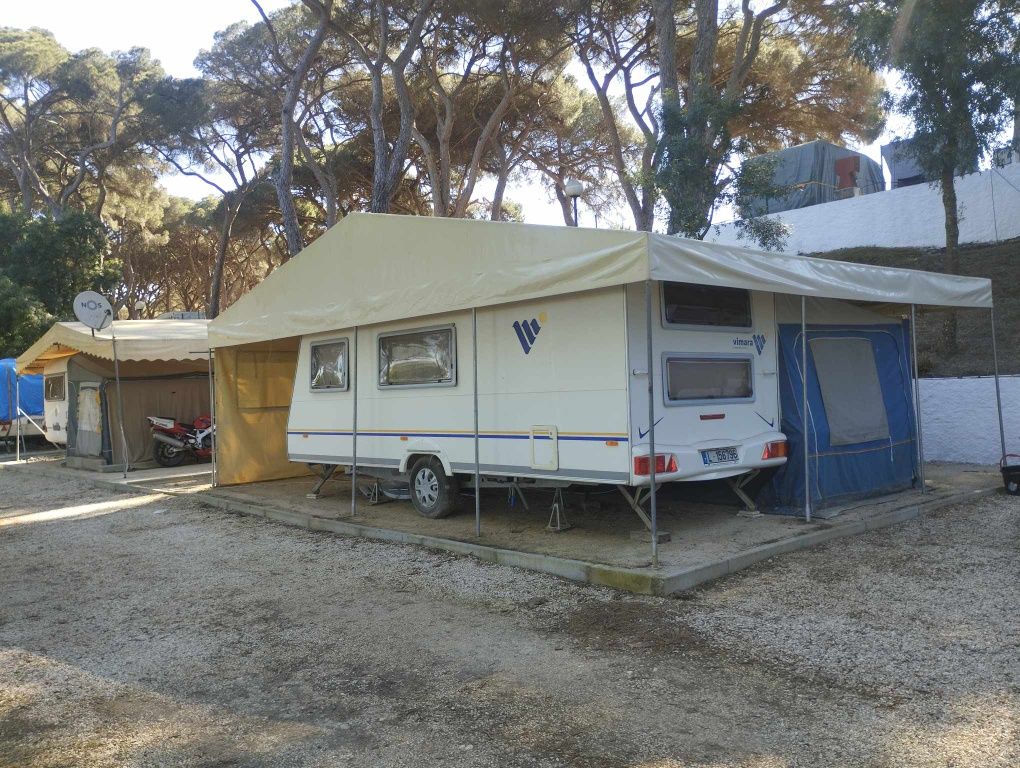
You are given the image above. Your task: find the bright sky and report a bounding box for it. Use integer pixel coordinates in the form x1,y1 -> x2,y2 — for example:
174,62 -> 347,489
6,0 -> 911,230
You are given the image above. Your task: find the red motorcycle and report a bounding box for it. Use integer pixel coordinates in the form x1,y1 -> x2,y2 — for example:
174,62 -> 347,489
147,415 -> 214,467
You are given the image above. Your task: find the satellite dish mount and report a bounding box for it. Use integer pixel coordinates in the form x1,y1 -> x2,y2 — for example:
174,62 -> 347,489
72,291 -> 129,478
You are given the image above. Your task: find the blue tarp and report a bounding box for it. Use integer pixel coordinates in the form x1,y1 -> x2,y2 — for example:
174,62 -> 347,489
758,324 -> 918,513
0,358 -> 44,422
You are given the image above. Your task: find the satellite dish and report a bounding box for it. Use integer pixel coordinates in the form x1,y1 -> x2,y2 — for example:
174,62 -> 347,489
73,291 -> 114,331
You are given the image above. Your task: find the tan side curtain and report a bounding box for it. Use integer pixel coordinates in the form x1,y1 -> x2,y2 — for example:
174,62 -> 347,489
106,377 -> 210,466
214,341 -> 307,486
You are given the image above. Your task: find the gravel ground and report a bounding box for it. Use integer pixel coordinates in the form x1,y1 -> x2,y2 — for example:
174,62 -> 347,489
0,470 -> 1016,767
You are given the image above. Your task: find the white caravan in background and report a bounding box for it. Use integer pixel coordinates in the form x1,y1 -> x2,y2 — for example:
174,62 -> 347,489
42,358 -> 69,445
286,280 -> 788,518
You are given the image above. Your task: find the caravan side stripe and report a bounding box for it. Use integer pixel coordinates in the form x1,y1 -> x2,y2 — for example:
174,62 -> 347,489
288,428 -> 629,443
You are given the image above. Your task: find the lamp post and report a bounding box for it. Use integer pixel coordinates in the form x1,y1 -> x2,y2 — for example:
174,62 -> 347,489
564,179 -> 583,227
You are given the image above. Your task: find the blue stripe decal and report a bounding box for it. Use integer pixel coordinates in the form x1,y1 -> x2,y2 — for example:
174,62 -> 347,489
287,430 -> 628,443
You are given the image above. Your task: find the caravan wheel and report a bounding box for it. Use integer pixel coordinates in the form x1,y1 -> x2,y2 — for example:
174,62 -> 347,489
409,456 -> 458,518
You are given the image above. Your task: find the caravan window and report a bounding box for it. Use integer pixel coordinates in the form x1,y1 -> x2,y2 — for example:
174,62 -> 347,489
664,355 -> 753,403
310,339 -> 348,391
662,282 -> 752,328
378,326 -> 456,387
44,374 -> 65,401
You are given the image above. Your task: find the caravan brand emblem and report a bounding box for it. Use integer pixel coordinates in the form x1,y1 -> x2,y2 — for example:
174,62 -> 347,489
733,333 -> 767,355
513,314 -> 545,354
514,312 -> 546,352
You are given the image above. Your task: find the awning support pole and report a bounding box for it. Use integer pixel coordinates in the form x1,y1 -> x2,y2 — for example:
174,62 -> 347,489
207,350 -> 217,487
473,307 -> 481,538
801,296 -> 811,522
909,305 -> 926,494
351,326 -> 358,517
15,373 -> 20,462
110,320 -> 130,480
991,306 -> 1007,461
645,280 -> 658,568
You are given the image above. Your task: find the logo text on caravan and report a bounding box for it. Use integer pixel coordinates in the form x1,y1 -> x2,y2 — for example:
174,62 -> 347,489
733,334 -> 767,355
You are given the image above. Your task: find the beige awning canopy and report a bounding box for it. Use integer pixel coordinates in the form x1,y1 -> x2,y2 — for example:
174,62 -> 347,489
208,213 -> 993,348
17,319 -> 210,374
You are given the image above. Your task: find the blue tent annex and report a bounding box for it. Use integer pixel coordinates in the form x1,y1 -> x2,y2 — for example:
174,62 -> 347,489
758,320 -> 919,513
0,358 -> 43,424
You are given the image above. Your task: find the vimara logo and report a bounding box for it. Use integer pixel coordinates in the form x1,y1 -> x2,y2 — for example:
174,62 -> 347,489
510,318 -> 542,352
733,333 -> 767,355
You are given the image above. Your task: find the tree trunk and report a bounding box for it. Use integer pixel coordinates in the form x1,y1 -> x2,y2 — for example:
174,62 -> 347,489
276,4 -> 331,255
207,201 -> 240,319
490,146 -> 509,221
937,165 -> 960,354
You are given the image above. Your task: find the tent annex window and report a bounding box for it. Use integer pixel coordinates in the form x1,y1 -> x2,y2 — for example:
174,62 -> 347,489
310,338 -> 348,391
378,325 -> 456,388
662,282 -> 752,329
44,373 -> 65,402
663,354 -> 754,405
809,337 -> 890,445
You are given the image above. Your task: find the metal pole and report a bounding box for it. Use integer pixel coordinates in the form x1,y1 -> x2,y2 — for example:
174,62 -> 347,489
351,326 -> 358,517
473,308 -> 481,538
15,372 -> 20,462
207,350 -> 217,487
991,306 -> 1007,461
109,318 -> 130,479
801,296 -> 811,522
645,280 -> 658,567
573,197 -> 579,227
909,305 -> 926,494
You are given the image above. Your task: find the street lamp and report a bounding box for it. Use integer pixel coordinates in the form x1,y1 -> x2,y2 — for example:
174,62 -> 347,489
563,179 -> 583,227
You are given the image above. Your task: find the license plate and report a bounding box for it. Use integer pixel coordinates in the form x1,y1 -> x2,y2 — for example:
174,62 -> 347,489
702,447 -> 739,465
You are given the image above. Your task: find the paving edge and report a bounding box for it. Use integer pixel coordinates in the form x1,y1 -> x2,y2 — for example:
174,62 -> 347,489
0,461 -> 999,597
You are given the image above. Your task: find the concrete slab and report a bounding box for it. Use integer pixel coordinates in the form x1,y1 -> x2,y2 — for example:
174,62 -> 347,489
0,459 -> 998,595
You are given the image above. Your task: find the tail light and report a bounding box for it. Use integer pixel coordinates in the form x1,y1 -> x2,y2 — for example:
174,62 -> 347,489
761,440 -> 788,460
634,453 -> 678,475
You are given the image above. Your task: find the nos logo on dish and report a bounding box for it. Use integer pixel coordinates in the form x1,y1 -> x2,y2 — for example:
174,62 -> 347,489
733,333 -> 767,355
513,312 -> 548,354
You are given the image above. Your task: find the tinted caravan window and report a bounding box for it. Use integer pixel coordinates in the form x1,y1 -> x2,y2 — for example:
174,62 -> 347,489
310,339 -> 347,391
665,356 -> 753,402
662,282 -> 752,328
378,326 -> 456,387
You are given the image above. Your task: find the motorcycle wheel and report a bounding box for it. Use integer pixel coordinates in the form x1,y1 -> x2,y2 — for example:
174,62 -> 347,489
154,440 -> 186,467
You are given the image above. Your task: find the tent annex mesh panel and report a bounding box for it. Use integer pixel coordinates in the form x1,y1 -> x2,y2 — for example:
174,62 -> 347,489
809,338 -> 890,446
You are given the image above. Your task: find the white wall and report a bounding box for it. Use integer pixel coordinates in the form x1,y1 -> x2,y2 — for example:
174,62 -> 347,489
709,162 -> 1020,253
919,375 -> 1018,465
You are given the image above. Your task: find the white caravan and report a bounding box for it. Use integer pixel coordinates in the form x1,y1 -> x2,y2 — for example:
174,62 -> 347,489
42,358 -> 69,445
287,280 -> 787,517
207,214 -> 991,522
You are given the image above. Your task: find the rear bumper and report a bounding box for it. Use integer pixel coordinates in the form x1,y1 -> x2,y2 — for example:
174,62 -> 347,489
630,431 -> 787,485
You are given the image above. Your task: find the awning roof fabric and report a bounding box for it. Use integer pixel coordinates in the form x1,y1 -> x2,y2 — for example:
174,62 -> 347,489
17,319 -> 210,374
209,213 -> 993,348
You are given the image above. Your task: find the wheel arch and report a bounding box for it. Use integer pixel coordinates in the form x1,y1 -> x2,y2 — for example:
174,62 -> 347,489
400,450 -> 453,477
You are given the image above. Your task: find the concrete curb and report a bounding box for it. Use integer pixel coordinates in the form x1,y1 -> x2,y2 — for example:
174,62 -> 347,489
0,460 -> 998,597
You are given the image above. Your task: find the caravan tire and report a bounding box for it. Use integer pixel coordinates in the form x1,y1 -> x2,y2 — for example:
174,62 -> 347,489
409,456 -> 458,518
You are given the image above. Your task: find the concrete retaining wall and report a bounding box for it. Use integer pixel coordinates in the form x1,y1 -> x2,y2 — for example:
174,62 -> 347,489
709,162 -> 1020,253
920,375 -> 1019,465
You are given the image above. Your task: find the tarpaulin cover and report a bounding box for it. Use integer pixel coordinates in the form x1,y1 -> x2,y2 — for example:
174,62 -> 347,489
758,323 -> 918,512
0,358 -> 43,421
209,214 -> 992,349
745,140 -> 886,213
17,320 -> 210,374
214,340 -> 308,486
